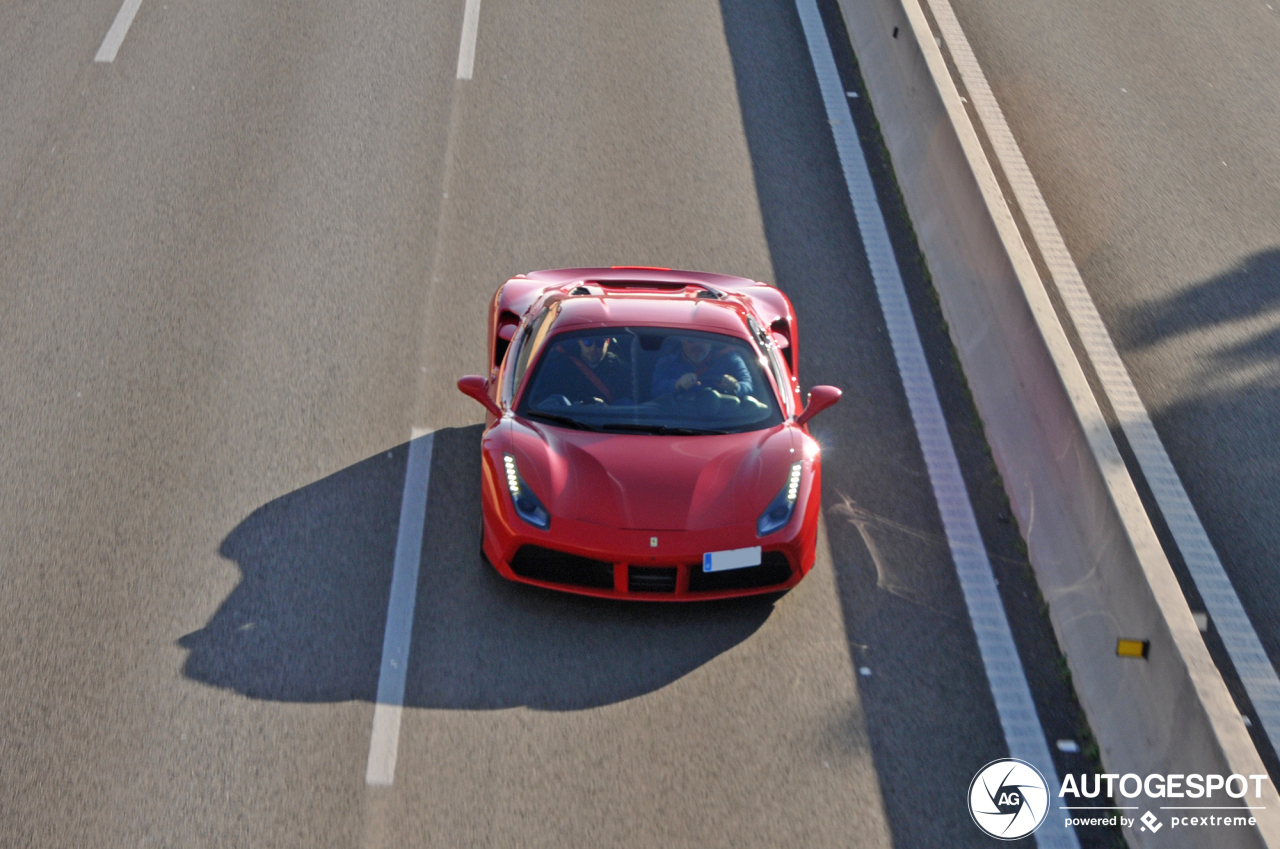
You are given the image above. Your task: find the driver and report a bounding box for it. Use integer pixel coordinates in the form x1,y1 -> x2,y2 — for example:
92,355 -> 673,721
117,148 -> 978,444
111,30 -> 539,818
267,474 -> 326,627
651,336 -> 752,411
536,335 -> 631,407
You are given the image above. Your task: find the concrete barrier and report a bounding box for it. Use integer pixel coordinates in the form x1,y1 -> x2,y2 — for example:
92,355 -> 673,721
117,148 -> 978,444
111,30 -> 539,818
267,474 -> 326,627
830,0 -> 1280,844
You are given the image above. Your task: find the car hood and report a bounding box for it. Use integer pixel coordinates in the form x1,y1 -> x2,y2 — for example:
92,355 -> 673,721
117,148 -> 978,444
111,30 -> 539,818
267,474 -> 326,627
509,421 -> 797,531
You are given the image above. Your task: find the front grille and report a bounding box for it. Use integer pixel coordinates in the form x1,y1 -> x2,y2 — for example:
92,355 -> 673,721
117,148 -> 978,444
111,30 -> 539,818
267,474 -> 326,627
628,566 -> 677,594
688,551 -> 793,592
509,545 -> 615,589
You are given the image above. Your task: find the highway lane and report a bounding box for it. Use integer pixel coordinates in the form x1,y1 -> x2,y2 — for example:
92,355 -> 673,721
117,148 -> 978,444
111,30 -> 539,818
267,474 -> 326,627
1,0 -> 1100,845
943,0 -> 1280,766
0,0 -> 456,843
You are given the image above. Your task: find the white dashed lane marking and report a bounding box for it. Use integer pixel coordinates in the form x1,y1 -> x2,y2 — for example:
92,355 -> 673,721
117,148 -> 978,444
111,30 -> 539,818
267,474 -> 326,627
456,0 -> 482,80
366,430 -> 434,787
95,0 -> 144,63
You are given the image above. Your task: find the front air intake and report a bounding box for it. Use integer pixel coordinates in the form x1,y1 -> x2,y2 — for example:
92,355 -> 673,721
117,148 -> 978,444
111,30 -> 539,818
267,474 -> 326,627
510,546 -> 615,589
628,566 -> 677,594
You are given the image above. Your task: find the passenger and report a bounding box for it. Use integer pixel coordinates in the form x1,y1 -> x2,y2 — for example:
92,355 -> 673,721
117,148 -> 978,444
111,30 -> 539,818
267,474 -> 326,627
535,335 -> 631,407
650,337 -> 753,413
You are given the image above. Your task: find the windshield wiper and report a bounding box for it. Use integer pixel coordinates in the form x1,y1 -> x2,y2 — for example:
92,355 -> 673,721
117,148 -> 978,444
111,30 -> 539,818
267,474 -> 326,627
524,411 -> 602,431
599,423 -> 730,436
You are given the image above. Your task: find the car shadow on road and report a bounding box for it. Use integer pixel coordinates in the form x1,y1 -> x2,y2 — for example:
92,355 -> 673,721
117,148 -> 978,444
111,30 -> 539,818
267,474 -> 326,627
179,425 -> 773,710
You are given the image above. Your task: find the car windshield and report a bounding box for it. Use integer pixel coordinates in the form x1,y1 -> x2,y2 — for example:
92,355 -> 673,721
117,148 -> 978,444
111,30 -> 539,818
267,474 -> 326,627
515,327 -> 785,434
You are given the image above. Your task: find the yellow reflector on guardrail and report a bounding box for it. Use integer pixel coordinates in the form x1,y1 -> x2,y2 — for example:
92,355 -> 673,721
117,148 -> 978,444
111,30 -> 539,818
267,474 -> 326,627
1116,639 -> 1149,659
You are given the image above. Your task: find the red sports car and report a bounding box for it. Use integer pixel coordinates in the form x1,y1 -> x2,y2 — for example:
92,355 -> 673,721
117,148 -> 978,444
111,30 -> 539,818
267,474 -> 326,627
456,267 -> 840,600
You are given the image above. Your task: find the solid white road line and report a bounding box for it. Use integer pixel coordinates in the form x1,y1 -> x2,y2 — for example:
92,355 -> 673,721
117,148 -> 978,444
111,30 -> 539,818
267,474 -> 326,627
94,0 -> 144,63
923,0 -> 1280,752
366,431 -> 434,787
456,0 -> 482,80
793,3 -> 1080,847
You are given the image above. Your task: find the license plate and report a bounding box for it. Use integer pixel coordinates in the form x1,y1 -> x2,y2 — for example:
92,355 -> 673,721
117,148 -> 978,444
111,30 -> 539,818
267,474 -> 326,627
702,546 -> 762,573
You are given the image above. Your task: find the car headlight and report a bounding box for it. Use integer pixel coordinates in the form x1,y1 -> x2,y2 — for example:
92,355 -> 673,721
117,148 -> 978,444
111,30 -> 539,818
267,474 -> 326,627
503,452 -> 550,530
757,462 -> 802,536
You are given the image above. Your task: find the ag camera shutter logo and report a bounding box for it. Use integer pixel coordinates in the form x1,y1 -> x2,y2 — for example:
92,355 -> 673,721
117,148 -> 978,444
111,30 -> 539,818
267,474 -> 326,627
968,759 -> 1050,840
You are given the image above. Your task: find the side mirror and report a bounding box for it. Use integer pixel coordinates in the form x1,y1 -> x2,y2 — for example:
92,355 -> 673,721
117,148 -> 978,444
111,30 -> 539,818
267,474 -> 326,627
795,385 -> 841,426
457,375 -> 502,418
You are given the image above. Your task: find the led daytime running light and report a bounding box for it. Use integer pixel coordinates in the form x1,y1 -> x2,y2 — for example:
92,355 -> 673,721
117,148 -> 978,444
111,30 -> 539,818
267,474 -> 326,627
758,462 -> 804,537
503,453 -> 521,495
501,452 -> 550,530
786,462 -> 802,502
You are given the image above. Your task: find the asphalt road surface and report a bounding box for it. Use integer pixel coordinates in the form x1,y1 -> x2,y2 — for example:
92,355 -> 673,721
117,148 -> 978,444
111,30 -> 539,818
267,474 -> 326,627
945,0 -> 1280,768
1,0 -> 1103,846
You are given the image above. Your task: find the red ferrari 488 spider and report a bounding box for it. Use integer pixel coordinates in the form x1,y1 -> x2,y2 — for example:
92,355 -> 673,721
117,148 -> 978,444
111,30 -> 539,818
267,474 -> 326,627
456,267 -> 840,600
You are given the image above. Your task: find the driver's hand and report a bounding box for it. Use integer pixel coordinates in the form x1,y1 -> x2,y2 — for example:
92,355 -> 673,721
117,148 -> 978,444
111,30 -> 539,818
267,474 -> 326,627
675,373 -> 699,391
717,375 -> 739,394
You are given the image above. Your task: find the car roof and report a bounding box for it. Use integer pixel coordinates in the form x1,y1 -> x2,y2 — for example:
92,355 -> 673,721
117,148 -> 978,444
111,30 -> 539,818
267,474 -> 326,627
523,266 -> 761,291
545,293 -> 756,339
495,268 -> 794,344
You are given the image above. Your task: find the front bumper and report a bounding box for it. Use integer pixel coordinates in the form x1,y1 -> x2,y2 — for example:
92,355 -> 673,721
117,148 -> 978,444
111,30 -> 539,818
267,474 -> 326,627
479,464 -> 820,601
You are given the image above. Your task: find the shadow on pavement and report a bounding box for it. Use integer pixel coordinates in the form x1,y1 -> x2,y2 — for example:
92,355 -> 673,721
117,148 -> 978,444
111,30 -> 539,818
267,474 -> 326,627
179,425 -> 773,710
1119,248 -> 1280,353
1115,247 -> 1280,768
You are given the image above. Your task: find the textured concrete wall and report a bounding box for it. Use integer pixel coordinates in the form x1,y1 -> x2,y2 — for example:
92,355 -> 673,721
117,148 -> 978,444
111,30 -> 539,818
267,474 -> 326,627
831,0 -> 1280,844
